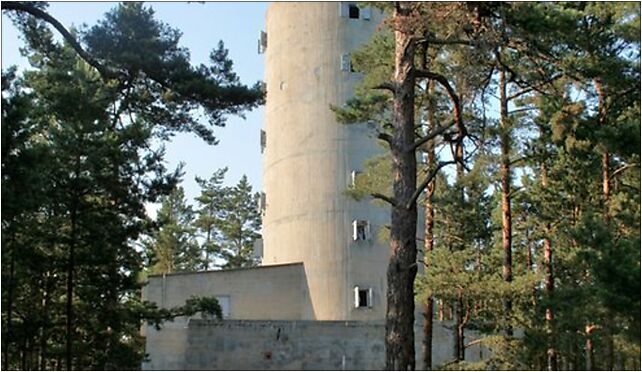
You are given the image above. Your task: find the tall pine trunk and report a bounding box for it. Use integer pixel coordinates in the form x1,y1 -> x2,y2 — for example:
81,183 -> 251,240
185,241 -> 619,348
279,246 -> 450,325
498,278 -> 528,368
385,4 -> 418,369
594,80 -> 610,221
594,78 -> 614,370
66,204 -> 77,371
66,154 -> 81,370
542,154 -> 557,371
499,67 -> 513,338
449,93 -> 467,362
422,80 -> 436,371
585,324 -> 595,370
451,135 -> 466,363
3,241 -> 16,370
204,224 -> 212,271
39,273 -> 52,370
450,294 -> 467,363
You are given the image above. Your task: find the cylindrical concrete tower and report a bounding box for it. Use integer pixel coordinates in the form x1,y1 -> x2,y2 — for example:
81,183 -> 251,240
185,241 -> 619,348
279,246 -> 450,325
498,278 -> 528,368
262,2 -> 389,321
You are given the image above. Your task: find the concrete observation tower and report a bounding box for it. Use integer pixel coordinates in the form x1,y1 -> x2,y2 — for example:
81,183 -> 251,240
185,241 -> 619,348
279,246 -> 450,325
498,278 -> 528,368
260,2 -> 389,321
142,5 -> 486,369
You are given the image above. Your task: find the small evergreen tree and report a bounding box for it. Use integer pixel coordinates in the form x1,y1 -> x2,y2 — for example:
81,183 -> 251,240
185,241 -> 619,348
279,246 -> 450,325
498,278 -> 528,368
145,186 -> 201,274
194,168 -> 228,270
218,175 -> 261,269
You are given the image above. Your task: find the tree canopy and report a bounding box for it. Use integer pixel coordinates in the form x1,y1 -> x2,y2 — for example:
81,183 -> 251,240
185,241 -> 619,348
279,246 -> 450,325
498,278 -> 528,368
334,2 -> 639,370
2,2 -> 262,369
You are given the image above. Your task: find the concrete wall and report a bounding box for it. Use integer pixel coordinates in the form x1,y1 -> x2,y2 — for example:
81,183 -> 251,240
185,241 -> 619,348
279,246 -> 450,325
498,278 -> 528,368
143,263 -> 313,320
147,319 -> 487,370
262,1 -> 391,321
142,264 -> 314,370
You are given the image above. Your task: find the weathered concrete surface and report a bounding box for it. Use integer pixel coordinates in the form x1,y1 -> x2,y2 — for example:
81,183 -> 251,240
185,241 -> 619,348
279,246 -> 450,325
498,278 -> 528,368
262,1 -> 390,322
143,263 -> 313,320
146,319 -> 487,370
142,264 -> 314,370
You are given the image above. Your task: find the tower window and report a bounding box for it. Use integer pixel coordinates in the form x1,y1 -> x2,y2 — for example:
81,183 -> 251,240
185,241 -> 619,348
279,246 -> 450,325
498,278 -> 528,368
352,220 -> 370,241
258,192 -> 266,214
260,129 -> 266,153
340,53 -> 351,72
348,4 -> 360,19
354,286 -> 373,308
258,31 -> 267,54
350,170 -> 362,188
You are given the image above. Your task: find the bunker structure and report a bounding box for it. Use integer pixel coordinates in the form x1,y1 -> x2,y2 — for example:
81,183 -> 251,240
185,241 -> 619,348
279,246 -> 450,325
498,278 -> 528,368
142,3 -> 486,369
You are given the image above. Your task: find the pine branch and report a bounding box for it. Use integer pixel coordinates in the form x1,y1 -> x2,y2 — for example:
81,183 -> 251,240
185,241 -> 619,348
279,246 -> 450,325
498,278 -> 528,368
414,36 -> 473,46
408,121 -> 454,152
2,2 -> 125,80
373,81 -> 398,92
371,193 -> 397,207
405,160 -> 456,210
377,132 -> 393,146
507,74 -> 563,101
414,69 -> 466,138
610,163 -> 640,180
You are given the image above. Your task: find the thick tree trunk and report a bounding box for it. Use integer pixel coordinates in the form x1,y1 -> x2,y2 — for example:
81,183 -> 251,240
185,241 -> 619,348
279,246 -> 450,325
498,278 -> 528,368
499,67 -> 513,338
385,5 -> 418,370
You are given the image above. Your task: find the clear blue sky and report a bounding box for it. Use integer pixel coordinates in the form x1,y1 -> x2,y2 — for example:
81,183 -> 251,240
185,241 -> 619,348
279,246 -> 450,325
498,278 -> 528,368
2,2 -> 270,214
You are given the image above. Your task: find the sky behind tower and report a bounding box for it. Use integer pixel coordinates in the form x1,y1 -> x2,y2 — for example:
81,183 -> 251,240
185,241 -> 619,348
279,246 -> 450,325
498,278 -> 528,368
1,2 -> 270,214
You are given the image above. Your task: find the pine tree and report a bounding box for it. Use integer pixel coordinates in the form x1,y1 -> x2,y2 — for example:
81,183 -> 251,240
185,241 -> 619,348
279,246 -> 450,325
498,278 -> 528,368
218,175 -> 261,269
194,168 -> 228,270
145,186 -> 201,274
3,2 -> 264,145
2,2 -> 262,368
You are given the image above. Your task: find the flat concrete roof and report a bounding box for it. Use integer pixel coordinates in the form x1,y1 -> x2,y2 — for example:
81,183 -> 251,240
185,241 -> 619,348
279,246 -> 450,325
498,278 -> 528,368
147,262 -> 304,278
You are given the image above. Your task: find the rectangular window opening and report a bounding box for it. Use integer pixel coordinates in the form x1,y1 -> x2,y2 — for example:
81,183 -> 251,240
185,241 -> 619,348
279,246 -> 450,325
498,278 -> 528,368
260,129 -> 266,154
258,192 -> 266,214
258,31 -> 267,54
358,289 -> 368,307
340,53 -> 351,72
349,4 -> 360,19
350,170 -> 362,188
352,220 -> 370,241
354,286 -> 373,308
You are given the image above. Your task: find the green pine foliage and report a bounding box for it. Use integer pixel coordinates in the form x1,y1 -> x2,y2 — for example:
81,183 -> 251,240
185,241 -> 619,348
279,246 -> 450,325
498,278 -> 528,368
217,175 -> 262,269
143,171 -> 263,272
144,186 -> 202,274
2,2 -> 263,369
336,2 -> 639,370
194,168 -> 229,270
